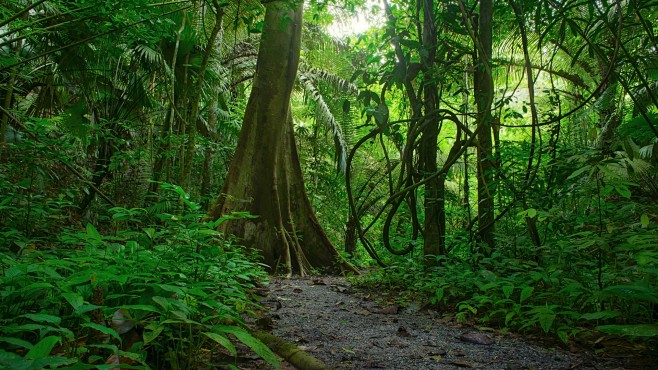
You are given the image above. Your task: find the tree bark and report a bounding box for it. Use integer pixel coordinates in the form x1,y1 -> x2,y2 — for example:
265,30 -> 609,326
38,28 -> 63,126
474,0 -> 496,253
419,0 -> 445,263
208,1 -> 352,275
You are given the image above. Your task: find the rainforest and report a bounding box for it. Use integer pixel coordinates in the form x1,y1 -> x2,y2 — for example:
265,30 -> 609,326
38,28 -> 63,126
1,0 -> 657,368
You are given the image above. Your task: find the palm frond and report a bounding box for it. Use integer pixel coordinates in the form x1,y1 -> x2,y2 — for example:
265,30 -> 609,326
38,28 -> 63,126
132,44 -> 169,75
299,73 -> 348,173
299,64 -> 359,95
639,139 -> 657,159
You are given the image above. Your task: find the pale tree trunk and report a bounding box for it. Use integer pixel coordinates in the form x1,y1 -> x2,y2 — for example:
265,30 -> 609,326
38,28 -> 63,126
419,0 -> 444,262
474,0 -> 496,253
181,2 -> 224,189
208,1 -> 353,276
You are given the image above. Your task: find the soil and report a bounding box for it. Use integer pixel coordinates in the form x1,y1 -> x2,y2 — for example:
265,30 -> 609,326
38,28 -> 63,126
239,276 -> 650,370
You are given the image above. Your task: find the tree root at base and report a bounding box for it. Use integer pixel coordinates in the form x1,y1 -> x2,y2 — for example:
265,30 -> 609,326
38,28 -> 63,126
253,330 -> 331,370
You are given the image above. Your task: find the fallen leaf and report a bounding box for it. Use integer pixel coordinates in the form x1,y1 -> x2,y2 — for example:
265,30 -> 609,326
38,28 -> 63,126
445,360 -> 473,368
458,332 -> 494,345
388,338 -> 409,347
370,305 -> 399,314
396,326 -> 411,337
450,349 -> 466,357
354,309 -> 371,316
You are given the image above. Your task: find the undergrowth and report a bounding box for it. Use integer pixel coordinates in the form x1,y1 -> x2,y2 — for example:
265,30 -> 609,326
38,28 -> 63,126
355,226 -> 658,352
0,179 -> 277,369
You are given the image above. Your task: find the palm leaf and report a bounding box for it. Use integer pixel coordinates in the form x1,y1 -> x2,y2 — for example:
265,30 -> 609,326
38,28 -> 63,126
299,73 -> 349,173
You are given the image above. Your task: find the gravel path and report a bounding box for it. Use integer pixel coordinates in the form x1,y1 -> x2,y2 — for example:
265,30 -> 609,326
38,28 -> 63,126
253,276 -> 635,370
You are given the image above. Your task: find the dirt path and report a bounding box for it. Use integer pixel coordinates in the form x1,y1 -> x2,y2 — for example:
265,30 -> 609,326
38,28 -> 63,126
249,276 -> 633,369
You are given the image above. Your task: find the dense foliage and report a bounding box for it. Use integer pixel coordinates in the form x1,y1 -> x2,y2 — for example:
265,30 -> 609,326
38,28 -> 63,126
1,0 -> 657,366
0,155 -> 274,368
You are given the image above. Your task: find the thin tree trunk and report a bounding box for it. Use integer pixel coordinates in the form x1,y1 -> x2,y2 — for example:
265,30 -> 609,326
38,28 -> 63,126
150,14 -> 186,193
419,0 -> 444,263
181,2 -> 224,189
0,6 -> 27,160
474,0 -> 496,254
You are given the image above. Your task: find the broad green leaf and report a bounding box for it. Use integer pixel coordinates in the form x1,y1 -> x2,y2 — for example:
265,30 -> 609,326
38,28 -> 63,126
614,185 -> 631,198
520,286 -> 534,303
30,356 -> 78,368
526,208 -> 537,218
162,318 -> 201,325
640,214 -> 650,227
86,223 -> 102,241
216,326 -> 278,369
126,240 -> 139,251
156,284 -> 185,296
0,336 -> 34,349
170,310 -> 189,320
480,282 -> 499,291
4,264 -> 27,278
75,304 -> 102,315
111,212 -> 129,221
114,349 -> 144,362
505,311 -> 516,325
20,313 -> 62,325
143,324 -> 164,344
204,332 -> 237,356
597,324 -> 658,337
435,288 -> 444,303
26,336 -> 60,359
598,285 -> 658,303
580,311 -> 620,321
557,330 -> 569,344
3,324 -> 47,333
539,313 -> 555,333
81,323 -> 121,343
152,296 -> 170,310
0,348 -> 22,364
143,227 -> 156,239
567,165 -> 591,180
118,304 -> 160,313
502,285 -> 514,299
18,282 -> 53,293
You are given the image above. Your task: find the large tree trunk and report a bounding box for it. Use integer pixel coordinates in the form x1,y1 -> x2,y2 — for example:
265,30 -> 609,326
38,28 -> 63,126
208,1 -> 351,275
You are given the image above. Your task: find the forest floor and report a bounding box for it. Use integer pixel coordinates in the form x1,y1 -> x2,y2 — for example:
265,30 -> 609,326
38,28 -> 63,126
236,276 -> 650,370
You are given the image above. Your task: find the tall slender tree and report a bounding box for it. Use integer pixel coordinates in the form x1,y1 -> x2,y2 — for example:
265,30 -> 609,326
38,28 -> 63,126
473,0 -> 495,253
